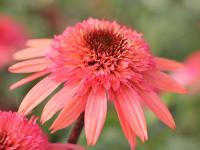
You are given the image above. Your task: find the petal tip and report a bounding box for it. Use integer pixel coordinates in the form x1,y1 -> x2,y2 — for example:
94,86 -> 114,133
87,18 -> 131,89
8,66 -> 14,72
170,123 -> 176,130
9,85 -> 15,91
50,128 -> 57,134
40,118 -> 46,125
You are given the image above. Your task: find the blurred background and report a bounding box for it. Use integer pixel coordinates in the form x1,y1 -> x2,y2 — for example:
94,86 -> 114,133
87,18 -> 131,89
0,0 -> 200,149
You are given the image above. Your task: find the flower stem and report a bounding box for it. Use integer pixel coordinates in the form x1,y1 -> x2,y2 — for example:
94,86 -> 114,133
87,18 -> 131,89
67,113 -> 84,144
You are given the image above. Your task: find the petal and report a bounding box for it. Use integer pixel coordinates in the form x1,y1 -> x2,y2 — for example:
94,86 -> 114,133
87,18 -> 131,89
117,86 -> 148,141
85,86 -> 107,145
49,143 -> 85,150
114,99 -> 136,150
26,39 -> 52,47
50,95 -> 88,132
9,70 -> 50,90
18,76 -> 60,115
146,71 -> 187,94
155,57 -> 184,71
171,69 -> 192,86
41,84 -> 79,123
14,46 -> 51,60
139,90 -> 176,129
9,58 -> 51,73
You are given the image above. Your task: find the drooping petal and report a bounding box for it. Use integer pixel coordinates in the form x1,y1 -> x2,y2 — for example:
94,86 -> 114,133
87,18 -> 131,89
14,46 -> 51,60
9,58 -> 51,73
139,90 -> 176,129
146,71 -> 187,94
50,95 -> 88,132
41,84 -> 79,123
155,57 -> 184,71
85,86 -> 107,145
10,70 -> 50,90
49,143 -> 85,150
117,86 -> 148,141
26,39 -> 52,47
18,76 -> 60,115
114,98 -> 136,150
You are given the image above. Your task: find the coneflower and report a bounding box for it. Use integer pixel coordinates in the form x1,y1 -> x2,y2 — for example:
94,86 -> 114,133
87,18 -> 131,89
0,15 -> 26,69
9,18 -> 186,149
173,51 -> 200,93
0,111 -> 84,150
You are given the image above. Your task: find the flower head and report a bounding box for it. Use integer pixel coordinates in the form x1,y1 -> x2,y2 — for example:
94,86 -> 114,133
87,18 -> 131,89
0,15 -> 26,68
0,111 -> 84,150
9,18 -> 186,149
172,51 -> 200,93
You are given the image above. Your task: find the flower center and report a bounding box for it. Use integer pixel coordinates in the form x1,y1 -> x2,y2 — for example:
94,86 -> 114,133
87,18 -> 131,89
83,29 -> 129,71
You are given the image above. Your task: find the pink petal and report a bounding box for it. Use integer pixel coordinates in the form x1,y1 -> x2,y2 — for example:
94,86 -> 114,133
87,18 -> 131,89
18,76 -> 60,115
171,69 -> 192,86
9,58 -> 51,73
139,90 -> 176,129
49,143 -> 85,150
146,71 -> 187,94
117,86 -> 148,141
114,99 -> 136,150
41,84 -> 79,123
14,46 -> 51,60
49,143 -> 84,150
9,70 -> 50,90
85,86 -> 107,145
155,57 -> 184,71
26,39 -> 52,47
50,95 -> 87,132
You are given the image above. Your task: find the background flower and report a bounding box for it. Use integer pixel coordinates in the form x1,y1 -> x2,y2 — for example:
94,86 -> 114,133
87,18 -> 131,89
172,51 -> 200,93
0,15 -> 27,69
0,111 -> 84,150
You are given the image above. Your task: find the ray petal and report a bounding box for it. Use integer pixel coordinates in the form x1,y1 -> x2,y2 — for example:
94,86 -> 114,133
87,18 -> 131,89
26,39 -> 52,47
147,71 -> 187,94
10,70 -> 50,90
114,98 -> 136,150
117,86 -> 148,141
155,57 -> 184,71
14,46 -> 51,60
9,58 -> 51,73
139,90 -> 176,129
85,86 -> 107,145
50,95 -> 87,132
18,76 -> 60,115
41,84 -> 79,123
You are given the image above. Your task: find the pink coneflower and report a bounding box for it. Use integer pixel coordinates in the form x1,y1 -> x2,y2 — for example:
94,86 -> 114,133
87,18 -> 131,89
9,18 -> 186,149
173,51 -> 200,93
0,15 -> 26,69
0,111 -> 84,150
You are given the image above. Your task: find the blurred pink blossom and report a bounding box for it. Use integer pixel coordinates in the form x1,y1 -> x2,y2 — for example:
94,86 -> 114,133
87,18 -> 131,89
172,51 -> 200,93
0,15 -> 27,69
